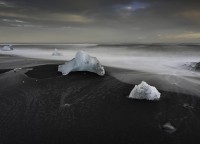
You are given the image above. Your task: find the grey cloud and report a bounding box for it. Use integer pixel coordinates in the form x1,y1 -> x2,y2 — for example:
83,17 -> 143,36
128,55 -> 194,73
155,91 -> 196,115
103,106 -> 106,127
0,0 -> 200,43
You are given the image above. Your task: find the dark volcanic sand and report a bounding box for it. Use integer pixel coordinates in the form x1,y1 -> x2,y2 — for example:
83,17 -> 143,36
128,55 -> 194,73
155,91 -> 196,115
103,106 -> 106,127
0,58 -> 200,144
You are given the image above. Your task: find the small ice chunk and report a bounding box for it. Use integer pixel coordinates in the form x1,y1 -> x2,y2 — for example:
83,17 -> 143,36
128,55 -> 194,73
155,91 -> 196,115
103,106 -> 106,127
13,68 -> 22,72
128,81 -> 160,100
58,51 -> 105,76
52,48 -> 62,56
1,45 -> 14,51
162,122 -> 176,133
64,103 -> 72,107
183,103 -> 194,109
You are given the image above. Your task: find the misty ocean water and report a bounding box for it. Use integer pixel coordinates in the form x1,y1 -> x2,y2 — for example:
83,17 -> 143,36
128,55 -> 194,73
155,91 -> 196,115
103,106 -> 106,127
1,44 -> 200,96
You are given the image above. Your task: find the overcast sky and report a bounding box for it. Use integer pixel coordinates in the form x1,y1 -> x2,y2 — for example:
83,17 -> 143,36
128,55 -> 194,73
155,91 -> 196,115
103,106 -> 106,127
0,0 -> 200,43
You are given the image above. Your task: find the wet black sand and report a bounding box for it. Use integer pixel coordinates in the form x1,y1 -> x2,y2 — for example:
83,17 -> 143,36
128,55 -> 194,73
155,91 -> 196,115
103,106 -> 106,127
0,56 -> 200,144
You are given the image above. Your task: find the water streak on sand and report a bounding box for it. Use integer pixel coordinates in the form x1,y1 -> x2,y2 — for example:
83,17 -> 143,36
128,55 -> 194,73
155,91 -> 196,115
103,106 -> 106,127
1,44 -> 200,96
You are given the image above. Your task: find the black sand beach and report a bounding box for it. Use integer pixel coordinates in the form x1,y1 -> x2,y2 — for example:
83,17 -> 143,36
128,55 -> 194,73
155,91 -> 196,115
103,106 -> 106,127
0,55 -> 200,144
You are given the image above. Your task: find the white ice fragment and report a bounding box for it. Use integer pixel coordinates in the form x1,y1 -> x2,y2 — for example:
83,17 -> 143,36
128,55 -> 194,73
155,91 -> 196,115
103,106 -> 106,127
1,45 -> 14,51
128,81 -> 160,100
52,48 -> 62,56
162,122 -> 176,133
13,68 -> 22,72
64,103 -> 72,107
58,51 -> 105,76
183,103 -> 194,109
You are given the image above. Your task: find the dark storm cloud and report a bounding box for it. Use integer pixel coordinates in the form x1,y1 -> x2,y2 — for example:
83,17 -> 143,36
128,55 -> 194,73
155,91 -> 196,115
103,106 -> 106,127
3,0 -> 133,12
1,0 -> 200,24
0,0 -> 200,43
3,0 -> 199,12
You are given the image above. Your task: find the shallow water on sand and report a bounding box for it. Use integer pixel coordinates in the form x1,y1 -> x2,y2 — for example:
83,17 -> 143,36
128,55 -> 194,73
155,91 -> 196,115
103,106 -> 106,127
1,44 -> 200,96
